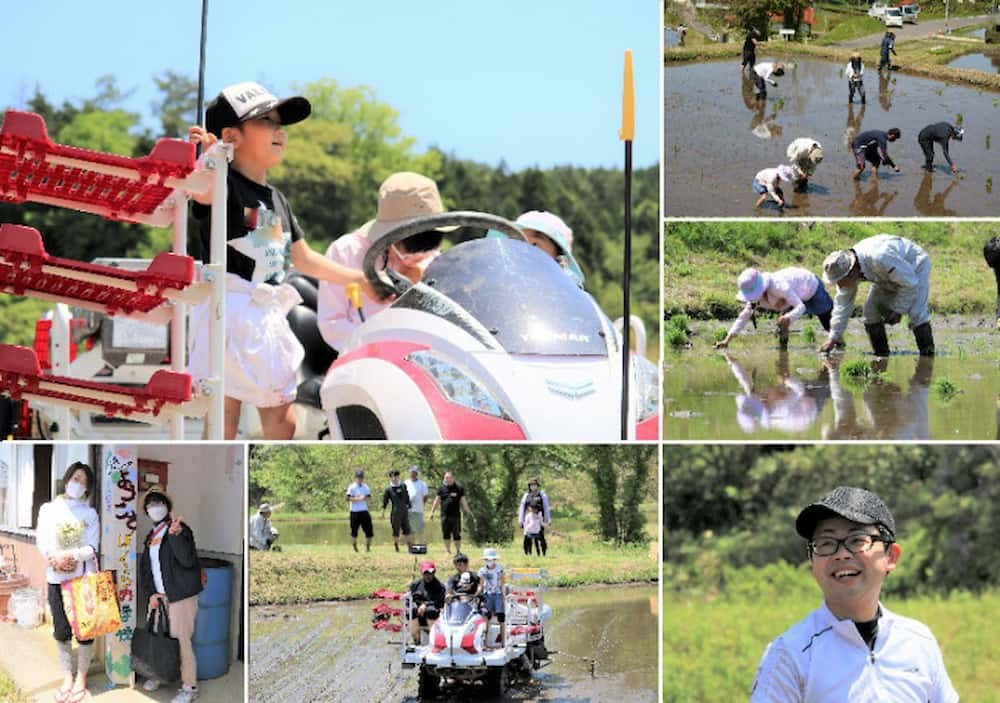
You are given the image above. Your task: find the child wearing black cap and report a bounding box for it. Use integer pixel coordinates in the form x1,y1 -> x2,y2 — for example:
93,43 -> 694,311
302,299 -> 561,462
750,486 -> 958,702
187,81 -> 385,440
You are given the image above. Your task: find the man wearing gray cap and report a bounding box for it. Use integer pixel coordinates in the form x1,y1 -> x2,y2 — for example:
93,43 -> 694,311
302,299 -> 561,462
751,487 -> 958,702
820,234 -> 933,357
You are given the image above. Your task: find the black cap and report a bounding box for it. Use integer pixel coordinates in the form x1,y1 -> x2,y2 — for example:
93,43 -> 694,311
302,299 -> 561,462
389,469 -> 400,476
796,486 -> 896,540
453,552 -> 468,563
354,469 -> 365,478
205,81 -> 311,137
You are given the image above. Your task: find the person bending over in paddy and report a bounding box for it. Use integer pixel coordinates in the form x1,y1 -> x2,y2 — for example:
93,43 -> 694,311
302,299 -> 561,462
786,138 -> 823,193
753,165 -> 795,210
917,122 -> 964,174
851,128 -> 901,181
715,267 -> 832,349
752,61 -> 785,101
820,234 -> 934,357
751,486 -> 958,703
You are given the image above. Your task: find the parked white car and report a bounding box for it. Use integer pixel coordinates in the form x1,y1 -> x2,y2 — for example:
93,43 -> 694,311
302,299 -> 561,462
901,5 -> 919,23
868,2 -> 888,18
884,7 -> 904,27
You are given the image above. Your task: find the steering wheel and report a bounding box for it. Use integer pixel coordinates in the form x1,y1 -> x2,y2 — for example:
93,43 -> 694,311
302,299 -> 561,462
362,211 -> 526,299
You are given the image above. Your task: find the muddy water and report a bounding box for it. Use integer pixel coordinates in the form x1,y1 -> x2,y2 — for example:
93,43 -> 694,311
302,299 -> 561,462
664,57 -> 1000,216
663,323 -> 1000,440
249,585 -> 658,702
949,52 -> 1000,73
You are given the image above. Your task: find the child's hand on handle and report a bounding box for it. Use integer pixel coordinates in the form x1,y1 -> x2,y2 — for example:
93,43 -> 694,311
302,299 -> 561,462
188,125 -> 218,148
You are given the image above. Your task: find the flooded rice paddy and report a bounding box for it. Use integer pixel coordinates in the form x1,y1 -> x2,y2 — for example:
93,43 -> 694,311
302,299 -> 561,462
664,321 -> 1000,440
664,56 -> 1000,216
249,585 -> 658,702
948,52 -> 1000,73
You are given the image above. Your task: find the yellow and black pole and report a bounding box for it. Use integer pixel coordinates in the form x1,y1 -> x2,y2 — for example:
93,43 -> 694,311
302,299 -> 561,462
619,50 -> 635,441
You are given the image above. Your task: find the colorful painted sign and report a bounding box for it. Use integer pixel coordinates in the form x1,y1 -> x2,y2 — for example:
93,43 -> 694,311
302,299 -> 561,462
101,445 -> 137,686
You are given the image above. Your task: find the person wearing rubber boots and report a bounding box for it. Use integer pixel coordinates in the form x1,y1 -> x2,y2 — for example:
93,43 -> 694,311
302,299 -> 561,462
750,487 -> 959,702
820,234 -> 934,357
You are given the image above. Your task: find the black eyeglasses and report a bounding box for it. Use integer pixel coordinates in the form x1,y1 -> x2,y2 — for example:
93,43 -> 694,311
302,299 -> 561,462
809,534 -> 889,557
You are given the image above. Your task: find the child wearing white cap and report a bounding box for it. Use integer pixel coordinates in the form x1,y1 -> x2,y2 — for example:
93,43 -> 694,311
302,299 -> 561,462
477,548 -> 506,648
753,165 -> 795,210
187,81 -> 387,439
715,267 -> 833,349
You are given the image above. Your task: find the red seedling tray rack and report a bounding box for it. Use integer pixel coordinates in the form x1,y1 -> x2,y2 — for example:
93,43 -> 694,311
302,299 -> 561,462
0,110 -> 195,223
0,344 -> 191,418
0,223 -> 194,315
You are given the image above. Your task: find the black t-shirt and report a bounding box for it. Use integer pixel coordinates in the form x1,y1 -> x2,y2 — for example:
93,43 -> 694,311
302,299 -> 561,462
192,168 -> 303,283
446,570 -> 480,597
382,483 -> 411,515
409,576 -> 446,609
437,482 -> 465,518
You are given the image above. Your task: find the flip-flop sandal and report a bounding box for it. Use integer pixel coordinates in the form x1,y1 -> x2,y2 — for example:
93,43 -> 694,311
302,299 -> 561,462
53,688 -> 71,703
65,688 -> 89,703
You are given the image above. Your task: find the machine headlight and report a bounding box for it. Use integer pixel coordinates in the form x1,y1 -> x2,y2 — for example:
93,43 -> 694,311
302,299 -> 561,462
407,351 -> 514,421
632,354 -> 660,422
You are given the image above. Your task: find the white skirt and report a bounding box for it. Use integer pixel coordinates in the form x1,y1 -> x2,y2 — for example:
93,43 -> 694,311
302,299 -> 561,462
189,274 -> 304,408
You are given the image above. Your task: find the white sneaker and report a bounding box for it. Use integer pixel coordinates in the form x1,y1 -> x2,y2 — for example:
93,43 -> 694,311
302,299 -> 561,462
170,685 -> 199,703
141,679 -> 161,692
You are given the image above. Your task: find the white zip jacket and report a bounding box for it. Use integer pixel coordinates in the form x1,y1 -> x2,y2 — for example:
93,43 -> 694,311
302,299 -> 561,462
829,235 -> 931,341
750,602 -> 959,702
35,495 -> 99,584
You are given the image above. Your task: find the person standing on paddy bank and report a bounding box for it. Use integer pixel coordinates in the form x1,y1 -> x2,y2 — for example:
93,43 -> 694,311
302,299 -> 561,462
750,487 -> 958,702
346,469 -> 374,553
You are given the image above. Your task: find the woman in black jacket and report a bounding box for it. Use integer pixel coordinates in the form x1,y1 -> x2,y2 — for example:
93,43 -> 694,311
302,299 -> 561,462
137,491 -> 203,703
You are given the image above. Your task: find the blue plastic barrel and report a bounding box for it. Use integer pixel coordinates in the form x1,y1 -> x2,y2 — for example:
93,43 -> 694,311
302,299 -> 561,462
193,557 -> 232,679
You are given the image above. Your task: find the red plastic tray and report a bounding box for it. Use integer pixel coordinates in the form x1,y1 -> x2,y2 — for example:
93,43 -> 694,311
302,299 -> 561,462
0,344 -> 191,418
0,110 -> 195,222
0,223 -> 193,315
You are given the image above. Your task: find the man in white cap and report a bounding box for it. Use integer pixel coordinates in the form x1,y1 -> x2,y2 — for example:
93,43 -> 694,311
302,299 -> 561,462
249,503 -> 279,551
753,165 -> 795,210
317,172 -> 455,352
751,487 -> 958,702
820,234 -> 933,357
715,267 -> 833,349
917,122 -> 964,174
514,210 -> 585,287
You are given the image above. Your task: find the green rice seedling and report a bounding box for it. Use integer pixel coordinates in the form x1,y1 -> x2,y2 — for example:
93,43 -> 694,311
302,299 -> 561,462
932,377 -> 960,400
713,327 -> 728,344
802,321 -> 817,344
956,113 -> 964,126
666,325 -> 689,348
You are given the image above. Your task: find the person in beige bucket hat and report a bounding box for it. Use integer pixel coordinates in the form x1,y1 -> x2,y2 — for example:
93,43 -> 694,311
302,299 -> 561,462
318,172 -> 454,351
820,234 -> 933,357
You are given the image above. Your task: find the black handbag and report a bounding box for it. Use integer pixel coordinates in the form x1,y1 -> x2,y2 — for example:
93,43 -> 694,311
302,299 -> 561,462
130,601 -> 181,683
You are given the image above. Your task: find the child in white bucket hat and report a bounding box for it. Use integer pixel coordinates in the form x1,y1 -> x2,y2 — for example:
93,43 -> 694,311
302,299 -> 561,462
477,547 -> 506,648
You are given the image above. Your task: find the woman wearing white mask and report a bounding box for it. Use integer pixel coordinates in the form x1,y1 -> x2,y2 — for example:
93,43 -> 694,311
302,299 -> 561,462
36,461 -> 100,703
137,491 -> 204,703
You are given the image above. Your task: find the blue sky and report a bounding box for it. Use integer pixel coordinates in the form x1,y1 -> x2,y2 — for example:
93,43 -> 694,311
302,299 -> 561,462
3,1 -> 659,170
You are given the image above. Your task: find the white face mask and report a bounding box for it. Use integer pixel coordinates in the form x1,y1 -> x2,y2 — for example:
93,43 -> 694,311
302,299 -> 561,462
148,505 -> 169,523
65,481 -> 86,500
